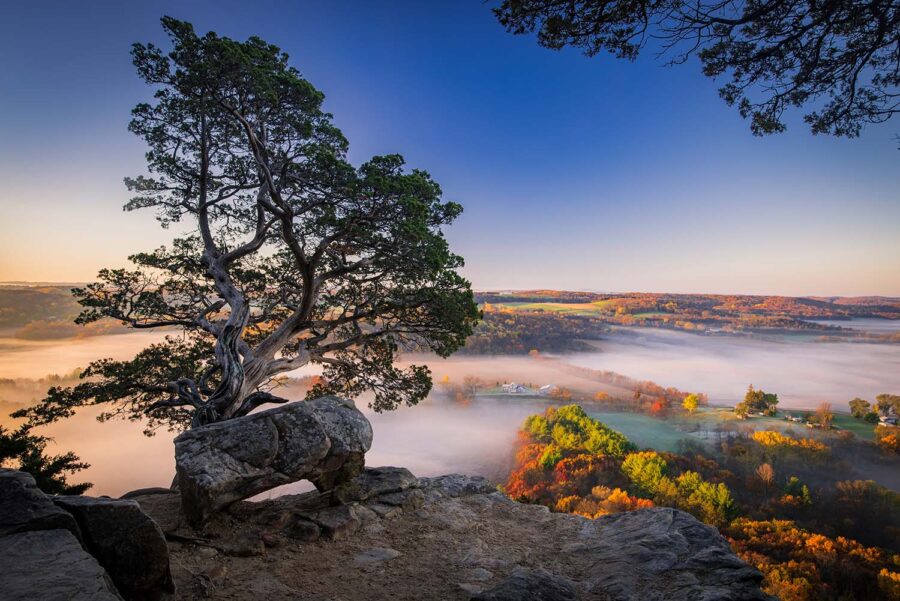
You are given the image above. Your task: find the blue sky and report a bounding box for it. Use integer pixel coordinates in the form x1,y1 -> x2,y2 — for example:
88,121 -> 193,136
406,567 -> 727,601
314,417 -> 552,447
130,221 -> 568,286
1,0 -> 898,295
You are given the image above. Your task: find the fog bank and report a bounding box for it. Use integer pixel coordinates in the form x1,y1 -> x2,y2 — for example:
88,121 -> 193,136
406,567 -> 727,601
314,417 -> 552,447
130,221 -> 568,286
565,327 -> 900,409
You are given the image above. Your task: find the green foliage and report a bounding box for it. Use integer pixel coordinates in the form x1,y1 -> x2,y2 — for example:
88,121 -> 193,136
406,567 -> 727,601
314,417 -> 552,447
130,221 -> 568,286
875,393 -> 900,416
849,397 -> 871,419
784,476 -> 812,506
524,414 -> 551,440
735,385 -> 778,417
541,405 -> 636,458
538,445 -> 563,470
494,0 -> 900,138
621,450 -> 735,526
14,335 -> 212,433
864,412 -> 880,424
676,472 -> 736,526
0,425 -> 91,495
621,451 -> 668,496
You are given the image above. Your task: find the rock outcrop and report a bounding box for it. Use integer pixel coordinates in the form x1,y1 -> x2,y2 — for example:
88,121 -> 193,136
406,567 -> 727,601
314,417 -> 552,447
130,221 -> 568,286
0,469 -> 174,601
174,396 -> 373,526
0,529 -> 123,601
135,471 -> 771,601
0,468 -> 80,539
54,496 -> 175,601
570,508 -> 771,601
473,567 -> 580,601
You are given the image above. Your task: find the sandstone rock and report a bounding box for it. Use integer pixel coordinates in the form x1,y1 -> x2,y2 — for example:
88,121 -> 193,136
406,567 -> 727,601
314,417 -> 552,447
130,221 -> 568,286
54,495 -> 175,601
366,502 -> 402,519
120,487 -> 174,499
472,567 -> 579,601
333,466 -> 418,504
375,488 -> 425,511
0,469 -> 80,539
353,547 -> 401,565
0,529 -> 123,601
466,567 -> 494,582
127,490 -> 185,535
174,396 -> 373,525
285,516 -> 322,542
301,503 -> 377,540
579,508 -> 772,601
419,474 -> 495,501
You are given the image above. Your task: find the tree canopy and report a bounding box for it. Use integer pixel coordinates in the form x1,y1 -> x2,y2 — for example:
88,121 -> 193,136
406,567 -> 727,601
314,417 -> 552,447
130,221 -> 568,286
495,0 -> 900,138
15,18 -> 478,434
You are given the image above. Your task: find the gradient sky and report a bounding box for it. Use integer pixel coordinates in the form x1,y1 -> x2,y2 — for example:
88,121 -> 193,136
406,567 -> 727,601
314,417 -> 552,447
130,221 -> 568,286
1,1 -> 898,296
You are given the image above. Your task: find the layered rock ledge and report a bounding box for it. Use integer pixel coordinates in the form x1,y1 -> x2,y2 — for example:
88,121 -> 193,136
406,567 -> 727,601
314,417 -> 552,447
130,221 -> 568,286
127,472 -> 771,601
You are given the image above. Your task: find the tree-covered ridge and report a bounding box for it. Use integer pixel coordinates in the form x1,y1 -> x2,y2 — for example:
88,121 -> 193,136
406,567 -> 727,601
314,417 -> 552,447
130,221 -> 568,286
468,291 -> 900,346
504,405 -> 900,601
460,307 -> 607,354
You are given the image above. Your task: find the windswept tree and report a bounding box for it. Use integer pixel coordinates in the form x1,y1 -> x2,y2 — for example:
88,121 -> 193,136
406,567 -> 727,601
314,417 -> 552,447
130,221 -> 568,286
495,0 -> 900,138
15,18 -> 478,434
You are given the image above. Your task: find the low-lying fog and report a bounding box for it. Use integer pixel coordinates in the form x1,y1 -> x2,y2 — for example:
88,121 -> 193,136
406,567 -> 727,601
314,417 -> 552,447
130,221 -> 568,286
0,396 -> 547,497
565,327 -> 900,409
1,327 -> 898,495
805,317 -> 900,333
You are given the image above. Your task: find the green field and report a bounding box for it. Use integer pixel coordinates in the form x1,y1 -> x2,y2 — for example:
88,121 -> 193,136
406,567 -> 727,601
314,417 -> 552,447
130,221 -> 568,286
493,301 -> 611,316
587,411 -> 701,452
683,406 -> 877,441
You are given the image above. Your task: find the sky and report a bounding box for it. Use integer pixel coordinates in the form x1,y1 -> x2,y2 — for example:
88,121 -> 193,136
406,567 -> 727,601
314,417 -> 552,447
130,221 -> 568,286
1,0 -> 898,296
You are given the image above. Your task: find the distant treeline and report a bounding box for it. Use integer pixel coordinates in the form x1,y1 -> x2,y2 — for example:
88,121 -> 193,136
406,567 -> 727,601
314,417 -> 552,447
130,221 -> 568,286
460,308 -> 607,354
476,290 -> 900,320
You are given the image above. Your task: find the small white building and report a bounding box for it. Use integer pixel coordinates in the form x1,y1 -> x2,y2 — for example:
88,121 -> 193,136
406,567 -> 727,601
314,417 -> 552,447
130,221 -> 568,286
502,382 -> 529,394
538,384 -> 558,396
880,414 -> 899,426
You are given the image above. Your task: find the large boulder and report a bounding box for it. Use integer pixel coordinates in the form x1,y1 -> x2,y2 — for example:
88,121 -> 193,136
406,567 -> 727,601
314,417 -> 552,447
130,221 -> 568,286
0,529 -> 123,601
174,396 -> 373,526
0,469 -> 80,539
573,508 -> 772,600
123,490 -> 185,535
54,496 -> 174,601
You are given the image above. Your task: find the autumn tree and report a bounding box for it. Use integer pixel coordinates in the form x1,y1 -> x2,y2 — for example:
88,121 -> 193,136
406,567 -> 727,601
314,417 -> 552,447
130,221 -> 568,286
682,393 -> 700,414
814,402 -> 834,429
874,425 -> 900,454
494,0 -> 900,138
849,397 -> 871,419
756,463 -> 775,497
15,19 -> 478,434
875,393 -> 900,416
735,385 -> 778,417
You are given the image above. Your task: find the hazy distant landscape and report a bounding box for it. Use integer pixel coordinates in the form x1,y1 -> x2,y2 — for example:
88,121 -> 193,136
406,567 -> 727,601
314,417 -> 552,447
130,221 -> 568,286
3,4 -> 900,596
2,284 -> 898,497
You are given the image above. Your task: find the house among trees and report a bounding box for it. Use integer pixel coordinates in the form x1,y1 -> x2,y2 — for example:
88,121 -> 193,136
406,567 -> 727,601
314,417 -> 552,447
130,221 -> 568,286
538,384 -> 558,396
502,382 -> 530,394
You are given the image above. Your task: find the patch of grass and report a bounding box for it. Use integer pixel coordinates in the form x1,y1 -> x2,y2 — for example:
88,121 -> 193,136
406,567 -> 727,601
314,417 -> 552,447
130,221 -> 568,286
831,414 -> 876,441
587,411 -> 699,452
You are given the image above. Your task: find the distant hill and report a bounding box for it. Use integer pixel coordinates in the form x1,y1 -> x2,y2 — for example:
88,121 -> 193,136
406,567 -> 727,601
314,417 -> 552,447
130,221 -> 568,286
0,286 -> 82,330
